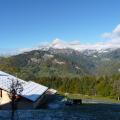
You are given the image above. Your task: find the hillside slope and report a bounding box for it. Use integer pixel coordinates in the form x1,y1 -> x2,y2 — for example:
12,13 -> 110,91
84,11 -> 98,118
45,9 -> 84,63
0,48 -> 120,80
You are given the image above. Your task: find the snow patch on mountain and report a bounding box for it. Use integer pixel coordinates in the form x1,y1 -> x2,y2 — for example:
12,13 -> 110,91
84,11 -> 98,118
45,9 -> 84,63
53,59 -> 65,65
47,38 -> 119,52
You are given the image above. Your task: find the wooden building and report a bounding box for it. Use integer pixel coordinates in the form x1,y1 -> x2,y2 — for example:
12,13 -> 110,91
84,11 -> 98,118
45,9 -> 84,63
0,71 -> 49,109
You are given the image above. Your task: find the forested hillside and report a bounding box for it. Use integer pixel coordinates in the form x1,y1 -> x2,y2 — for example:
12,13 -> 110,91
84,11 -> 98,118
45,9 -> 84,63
0,48 -> 120,100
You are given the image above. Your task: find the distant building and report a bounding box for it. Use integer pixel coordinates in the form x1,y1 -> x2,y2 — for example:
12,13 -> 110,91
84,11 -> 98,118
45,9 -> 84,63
0,71 -> 56,109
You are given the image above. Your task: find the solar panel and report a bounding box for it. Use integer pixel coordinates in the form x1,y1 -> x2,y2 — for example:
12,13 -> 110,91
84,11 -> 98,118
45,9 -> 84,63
21,81 -> 48,101
0,71 -> 48,102
0,71 -> 27,92
0,76 -> 12,91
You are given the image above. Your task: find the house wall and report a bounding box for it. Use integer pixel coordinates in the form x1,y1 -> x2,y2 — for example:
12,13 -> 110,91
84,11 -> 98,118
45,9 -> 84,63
0,90 -> 11,109
0,90 -> 33,109
0,90 -> 48,109
0,90 -> 11,104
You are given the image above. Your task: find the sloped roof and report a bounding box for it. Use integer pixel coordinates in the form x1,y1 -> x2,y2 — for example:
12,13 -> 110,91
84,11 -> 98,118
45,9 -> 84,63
21,81 -> 48,101
0,71 -> 48,102
0,71 -> 27,92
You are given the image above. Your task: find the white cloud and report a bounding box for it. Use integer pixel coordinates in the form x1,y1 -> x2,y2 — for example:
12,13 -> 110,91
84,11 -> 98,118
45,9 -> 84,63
19,48 -> 34,53
102,24 -> 120,43
101,32 -> 111,38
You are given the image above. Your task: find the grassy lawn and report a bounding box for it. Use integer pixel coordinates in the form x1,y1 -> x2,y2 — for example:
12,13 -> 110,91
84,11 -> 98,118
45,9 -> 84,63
59,92 -> 120,104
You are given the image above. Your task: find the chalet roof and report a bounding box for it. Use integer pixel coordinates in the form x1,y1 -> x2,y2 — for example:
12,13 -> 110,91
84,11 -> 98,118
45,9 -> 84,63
21,81 -> 48,101
0,71 -> 48,102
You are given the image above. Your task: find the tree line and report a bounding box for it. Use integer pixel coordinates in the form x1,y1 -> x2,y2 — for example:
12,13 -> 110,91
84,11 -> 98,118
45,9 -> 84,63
34,74 -> 120,100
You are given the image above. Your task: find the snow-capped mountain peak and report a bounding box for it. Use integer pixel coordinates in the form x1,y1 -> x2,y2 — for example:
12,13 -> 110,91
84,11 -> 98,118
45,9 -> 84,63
47,38 -> 120,53
18,37 -> 120,55
49,38 -> 68,49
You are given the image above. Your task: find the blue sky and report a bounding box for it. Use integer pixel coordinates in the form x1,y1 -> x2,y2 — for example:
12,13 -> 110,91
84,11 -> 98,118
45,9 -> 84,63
0,0 -> 120,53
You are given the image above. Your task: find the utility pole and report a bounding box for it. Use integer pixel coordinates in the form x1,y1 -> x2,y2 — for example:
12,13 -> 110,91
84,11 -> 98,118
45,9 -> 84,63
11,89 -> 16,120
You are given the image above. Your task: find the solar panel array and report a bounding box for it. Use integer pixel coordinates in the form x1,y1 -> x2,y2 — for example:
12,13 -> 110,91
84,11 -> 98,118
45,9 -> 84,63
21,81 -> 48,101
0,76 -> 12,91
0,71 -> 48,102
0,71 -> 27,92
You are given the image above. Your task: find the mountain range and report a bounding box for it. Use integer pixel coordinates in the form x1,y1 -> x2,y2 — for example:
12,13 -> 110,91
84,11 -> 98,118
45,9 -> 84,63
20,38 -> 120,53
0,40 -> 120,80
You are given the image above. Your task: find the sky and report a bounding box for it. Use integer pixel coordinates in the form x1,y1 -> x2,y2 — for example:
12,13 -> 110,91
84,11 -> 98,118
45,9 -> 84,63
0,0 -> 120,54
